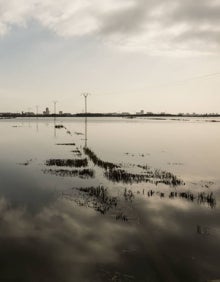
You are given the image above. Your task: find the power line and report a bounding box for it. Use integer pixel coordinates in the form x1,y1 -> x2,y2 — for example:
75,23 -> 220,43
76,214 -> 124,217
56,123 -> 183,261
145,71 -> 220,90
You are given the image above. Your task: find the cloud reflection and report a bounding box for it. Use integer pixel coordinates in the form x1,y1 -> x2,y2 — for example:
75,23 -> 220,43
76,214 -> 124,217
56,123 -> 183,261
0,196 -> 137,281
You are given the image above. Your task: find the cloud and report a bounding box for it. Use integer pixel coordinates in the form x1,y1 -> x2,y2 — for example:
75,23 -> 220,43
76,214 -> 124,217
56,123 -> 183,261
0,0 -> 219,54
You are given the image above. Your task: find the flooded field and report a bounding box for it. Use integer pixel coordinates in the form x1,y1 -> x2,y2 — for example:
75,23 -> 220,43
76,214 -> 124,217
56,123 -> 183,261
0,117 -> 220,282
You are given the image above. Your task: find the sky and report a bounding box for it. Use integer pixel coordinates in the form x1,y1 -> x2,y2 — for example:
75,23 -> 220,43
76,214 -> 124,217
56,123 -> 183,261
0,0 -> 220,114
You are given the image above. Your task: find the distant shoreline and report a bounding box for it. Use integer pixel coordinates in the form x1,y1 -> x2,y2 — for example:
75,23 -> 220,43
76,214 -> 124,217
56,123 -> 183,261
1,113 -> 220,119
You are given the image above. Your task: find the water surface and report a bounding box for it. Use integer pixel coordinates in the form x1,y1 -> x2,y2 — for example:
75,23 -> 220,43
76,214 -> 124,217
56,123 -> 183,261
0,117 -> 219,282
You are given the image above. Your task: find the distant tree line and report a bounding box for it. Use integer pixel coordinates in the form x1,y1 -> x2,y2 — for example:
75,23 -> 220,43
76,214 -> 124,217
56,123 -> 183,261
0,112 -> 219,118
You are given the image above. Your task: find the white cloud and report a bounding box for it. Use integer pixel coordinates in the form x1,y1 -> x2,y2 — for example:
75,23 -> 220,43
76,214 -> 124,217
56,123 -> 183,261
0,0 -> 220,54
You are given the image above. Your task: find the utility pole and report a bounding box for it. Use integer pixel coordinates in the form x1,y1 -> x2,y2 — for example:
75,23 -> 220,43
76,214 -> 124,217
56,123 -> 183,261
53,101 -> 58,116
36,105 -> 39,132
36,105 -> 39,116
81,93 -> 90,148
81,93 -> 90,115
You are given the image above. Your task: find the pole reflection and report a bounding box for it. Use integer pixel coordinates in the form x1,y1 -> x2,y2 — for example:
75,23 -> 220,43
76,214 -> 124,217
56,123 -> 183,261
36,117 -> 39,133
84,116 -> 88,148
54,116 -> 57,138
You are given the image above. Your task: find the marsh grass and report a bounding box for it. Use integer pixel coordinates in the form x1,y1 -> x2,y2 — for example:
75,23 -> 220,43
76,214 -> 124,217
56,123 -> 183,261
83,147 -> 120,170
46,158 -> 88,167
104,168 -> 184,187
43,168 -> 94,178
56,143 -> 75,146
77,186 -> 118,215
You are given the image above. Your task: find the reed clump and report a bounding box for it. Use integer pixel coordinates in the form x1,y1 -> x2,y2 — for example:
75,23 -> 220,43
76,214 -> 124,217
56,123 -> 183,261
83,147 -> 120,170
168,191 -> 216,208
72,149 -> 81,154
116,212 -> 128,221
178,191 -> 195,201
43,168 -> 94,178
46,158 -> 88,167
78,186 -> 117,214
124,188 -> 134,201
55,125 -> 65,129
56,143 -> 75,146
198,192 -> 216,208
104,168 -> 184,187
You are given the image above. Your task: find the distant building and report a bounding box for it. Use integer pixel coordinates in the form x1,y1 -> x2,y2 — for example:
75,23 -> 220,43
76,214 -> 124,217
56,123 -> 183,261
24,111 -> 35,116
136,110 -> 144,115
121,112 -> 130,115
43,107 -> 50,115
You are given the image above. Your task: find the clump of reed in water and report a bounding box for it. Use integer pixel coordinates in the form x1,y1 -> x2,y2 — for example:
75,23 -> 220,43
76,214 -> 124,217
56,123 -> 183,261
104,168 -> 183,187
116,212 -> 128,221
123,188 -> 135,201
71,149 -> 82,157
45,158 -> 88,167
145,190 -> 217,208
55,124 -> 65,129
43,168 -> 94,178
178,191 -> 195,201
198,192 -> 216,208
83,147 -> 120,170
153,169 -> 183,186
78,186 -> 117,214
56,143 -> 75,146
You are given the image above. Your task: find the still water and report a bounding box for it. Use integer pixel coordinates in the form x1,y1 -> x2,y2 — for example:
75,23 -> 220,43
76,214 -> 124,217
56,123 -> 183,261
0,117 -> 219,282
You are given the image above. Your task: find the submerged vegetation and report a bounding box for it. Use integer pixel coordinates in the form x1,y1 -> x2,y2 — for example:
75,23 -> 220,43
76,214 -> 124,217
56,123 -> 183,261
56,143 -> 75,146
77,186 -> 118,215
104,168 -> 184,187
18,159 -> 33,166
43,123 -> 215,215
71,149 -> 82,157
84,147 -> 120,170
43,168 -> 94,178
72,149 -> 81,154
145,189 -> 217,208
83,147 -> 183,186
46,158 -> 88,167
75,131 -> 84,135
123,188 -> 135,201
55,124 -> 65,129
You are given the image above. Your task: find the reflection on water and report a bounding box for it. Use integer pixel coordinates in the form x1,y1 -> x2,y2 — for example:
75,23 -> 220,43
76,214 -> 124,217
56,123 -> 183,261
0,117 -> 220,281
85,116 -> 88,148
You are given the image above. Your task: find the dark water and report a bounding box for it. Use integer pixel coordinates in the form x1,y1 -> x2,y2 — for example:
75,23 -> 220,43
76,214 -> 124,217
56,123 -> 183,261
0,117 -> 219,282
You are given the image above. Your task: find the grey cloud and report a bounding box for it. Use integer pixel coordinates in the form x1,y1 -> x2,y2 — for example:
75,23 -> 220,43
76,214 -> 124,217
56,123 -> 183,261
97,0 -> 220,53
0,0 -> 220,54
174,29 -> 220,45
99,0 -> 150,35
167,1 -> 220,25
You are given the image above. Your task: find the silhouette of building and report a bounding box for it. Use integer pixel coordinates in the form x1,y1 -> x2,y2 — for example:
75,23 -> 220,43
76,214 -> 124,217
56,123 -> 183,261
43,107 -> 50,115
136,110 -> 144,115
121,112 -> 130,115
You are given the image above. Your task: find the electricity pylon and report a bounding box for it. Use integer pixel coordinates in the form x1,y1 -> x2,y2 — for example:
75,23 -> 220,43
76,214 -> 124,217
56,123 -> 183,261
81,93 -> 90,115
53,101 -> 58,116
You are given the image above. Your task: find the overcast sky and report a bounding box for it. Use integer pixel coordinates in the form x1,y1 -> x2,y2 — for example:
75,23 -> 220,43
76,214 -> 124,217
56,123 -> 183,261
0,0 -> 220,113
